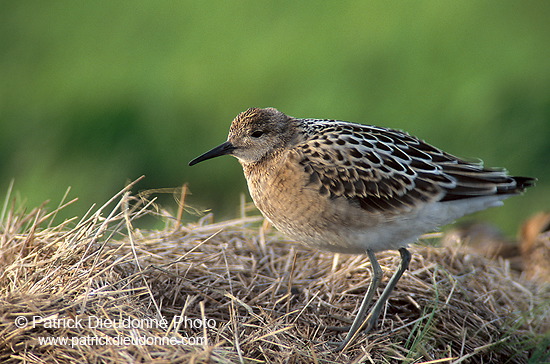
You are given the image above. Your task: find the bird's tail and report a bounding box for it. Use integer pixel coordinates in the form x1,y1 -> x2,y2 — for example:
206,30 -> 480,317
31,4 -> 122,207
512,176 -> 536,193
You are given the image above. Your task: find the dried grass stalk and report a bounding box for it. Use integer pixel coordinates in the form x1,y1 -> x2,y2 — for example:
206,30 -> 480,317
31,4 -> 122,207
1,180 -> 548,363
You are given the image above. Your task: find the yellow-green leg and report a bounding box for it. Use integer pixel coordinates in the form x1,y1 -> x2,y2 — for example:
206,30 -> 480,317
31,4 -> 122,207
335,248 -> 411,351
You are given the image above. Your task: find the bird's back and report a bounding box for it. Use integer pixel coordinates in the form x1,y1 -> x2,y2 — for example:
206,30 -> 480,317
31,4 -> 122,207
295,118 -> 534,211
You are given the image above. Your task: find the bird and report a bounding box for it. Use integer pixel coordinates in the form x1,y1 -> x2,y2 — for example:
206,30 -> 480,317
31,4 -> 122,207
189,107 -> 535,351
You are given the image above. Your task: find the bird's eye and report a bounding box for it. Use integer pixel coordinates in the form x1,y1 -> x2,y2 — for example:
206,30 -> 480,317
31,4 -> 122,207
251,130 -> 264,138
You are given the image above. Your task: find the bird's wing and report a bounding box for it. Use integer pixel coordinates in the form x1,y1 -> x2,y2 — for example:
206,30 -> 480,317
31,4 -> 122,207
294,121 -> 521,214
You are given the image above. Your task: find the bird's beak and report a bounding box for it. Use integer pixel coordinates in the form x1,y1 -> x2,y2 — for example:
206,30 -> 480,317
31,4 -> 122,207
189,141 -> 236,166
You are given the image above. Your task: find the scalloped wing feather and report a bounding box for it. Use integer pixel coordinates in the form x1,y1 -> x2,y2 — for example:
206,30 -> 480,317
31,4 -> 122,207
295,120 -> 531,214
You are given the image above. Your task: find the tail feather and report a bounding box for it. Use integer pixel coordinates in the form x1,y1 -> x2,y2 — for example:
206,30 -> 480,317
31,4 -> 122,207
441,173 -> 535,202
512,176 -> 536,192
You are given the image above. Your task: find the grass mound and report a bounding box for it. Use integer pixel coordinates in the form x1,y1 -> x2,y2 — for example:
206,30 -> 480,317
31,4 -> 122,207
1,180 -> 548,363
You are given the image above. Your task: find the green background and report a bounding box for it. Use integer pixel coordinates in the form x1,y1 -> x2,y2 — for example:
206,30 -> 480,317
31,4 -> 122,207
1,1 -> 548,235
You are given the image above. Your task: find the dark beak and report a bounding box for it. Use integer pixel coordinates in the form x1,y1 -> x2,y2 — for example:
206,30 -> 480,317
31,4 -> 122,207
189,141 -> 236,166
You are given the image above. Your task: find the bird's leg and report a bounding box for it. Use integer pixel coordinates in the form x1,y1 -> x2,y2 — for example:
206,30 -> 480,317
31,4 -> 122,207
335,247 -> 411,352
334,249 -> 382,352
360,248 -> 411,335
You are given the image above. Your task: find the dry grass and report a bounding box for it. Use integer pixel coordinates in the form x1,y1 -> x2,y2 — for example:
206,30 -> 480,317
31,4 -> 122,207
1,179 -> 549,363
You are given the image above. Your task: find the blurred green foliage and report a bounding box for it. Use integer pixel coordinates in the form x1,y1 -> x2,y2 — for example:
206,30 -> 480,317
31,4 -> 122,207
1,1 -> 548,234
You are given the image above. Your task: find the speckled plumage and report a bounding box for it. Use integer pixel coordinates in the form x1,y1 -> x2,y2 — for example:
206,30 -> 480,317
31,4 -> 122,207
189,107 -> 535,350
191,107 -> 533,253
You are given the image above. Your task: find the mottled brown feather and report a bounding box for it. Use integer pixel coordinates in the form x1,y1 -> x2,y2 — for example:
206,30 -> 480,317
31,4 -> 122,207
295,119 -> 533,213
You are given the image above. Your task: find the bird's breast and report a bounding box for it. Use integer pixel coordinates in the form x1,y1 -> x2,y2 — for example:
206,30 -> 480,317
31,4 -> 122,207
241,153 -> 385,253
243,153 -> 315,228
